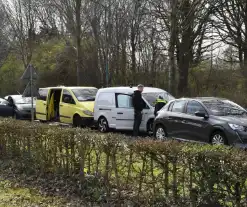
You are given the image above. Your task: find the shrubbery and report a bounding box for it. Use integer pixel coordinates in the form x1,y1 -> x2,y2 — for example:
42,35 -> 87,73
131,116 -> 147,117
1,119 -> 247,206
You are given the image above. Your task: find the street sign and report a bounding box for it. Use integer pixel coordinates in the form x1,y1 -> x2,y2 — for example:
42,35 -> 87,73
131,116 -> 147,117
21,64 -> 38,80
20,64 -> 38,122
22,81 -> 38,97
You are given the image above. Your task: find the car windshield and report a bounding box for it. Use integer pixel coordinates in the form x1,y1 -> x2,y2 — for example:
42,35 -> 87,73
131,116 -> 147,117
142,92 -> 175,107
72,88 -> 98,101
202,99 -> 247,116
14,97 -> 34,104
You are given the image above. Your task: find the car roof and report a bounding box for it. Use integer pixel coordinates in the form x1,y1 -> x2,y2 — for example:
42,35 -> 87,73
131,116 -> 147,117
39,86 -> 97,90
175,97 -> 228,102
4,95 -> 22,99
97,86 -> 168,94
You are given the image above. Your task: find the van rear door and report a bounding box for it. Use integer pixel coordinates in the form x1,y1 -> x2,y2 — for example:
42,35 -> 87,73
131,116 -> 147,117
36,88 -> 49,120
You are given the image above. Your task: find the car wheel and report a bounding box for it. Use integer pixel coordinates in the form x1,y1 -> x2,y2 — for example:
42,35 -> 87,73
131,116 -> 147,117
155,125 -> 167,141
13,112 -> 18,120
98,117 -> 109,132
211,131 -> 227,145
147,119 -> 154,135
73,114 -> 81,128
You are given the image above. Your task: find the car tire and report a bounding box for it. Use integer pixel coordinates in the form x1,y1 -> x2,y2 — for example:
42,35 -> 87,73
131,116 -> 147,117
98,117 -> 109,133
73,114 -> 81,128
154,125 -> 167,141
211,131 -> 228,145
13,112 -> 18,120
147,119 -> 154,135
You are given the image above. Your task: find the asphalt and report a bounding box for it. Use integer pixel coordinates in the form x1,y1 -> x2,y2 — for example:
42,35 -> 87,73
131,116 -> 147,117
33,120 -> 150,138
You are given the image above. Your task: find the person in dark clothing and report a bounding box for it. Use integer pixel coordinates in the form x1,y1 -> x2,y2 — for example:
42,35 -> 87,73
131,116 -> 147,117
132,84 -> 144,136
154,96 -> 167,117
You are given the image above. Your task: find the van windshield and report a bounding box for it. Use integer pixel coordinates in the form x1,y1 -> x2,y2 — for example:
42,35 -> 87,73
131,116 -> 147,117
142,92 -> 175,107
72,88 -> 98,101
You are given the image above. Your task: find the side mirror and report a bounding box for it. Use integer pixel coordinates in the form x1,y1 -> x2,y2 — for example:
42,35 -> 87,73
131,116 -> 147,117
64,97 -> 70,103
195,111 -> 208,119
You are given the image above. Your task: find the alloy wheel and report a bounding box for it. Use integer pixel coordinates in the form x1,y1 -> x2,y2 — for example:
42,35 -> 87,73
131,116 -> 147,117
155,127 -> 167,141
211,134 -> 225,145
98,118 -> 108,132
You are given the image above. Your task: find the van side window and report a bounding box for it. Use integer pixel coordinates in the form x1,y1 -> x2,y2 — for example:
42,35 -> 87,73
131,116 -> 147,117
116,94 -> 133,108
62,89 -> 75,104
37,89 -> 48,101
97,93 -> 114,106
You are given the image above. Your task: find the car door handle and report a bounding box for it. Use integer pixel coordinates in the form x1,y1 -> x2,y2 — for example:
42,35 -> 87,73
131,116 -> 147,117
181,120 -> 187,124
60,104 -> 63,107
117,112 -> 123,114
43,103 -> 46,105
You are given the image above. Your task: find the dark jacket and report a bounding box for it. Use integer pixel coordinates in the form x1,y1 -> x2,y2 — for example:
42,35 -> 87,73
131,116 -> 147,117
154,100 -> 167,116
132,90 -> 144,111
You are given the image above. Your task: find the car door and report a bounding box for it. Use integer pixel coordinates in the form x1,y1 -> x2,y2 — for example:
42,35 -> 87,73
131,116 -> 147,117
166,100 -> 187,138
115,93 -> 134,130
0,99 -> 13,117
140,100 -> 152,132
36,88 -> 49,120
59,89 -> 76,124
182,100 -> 210,142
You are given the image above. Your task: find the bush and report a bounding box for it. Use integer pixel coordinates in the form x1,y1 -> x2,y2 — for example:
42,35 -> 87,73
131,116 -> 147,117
1,119 -> 247,206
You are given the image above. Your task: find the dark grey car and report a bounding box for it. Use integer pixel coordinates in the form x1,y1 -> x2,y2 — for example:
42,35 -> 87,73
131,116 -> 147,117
153,97 -> 247,147
5,95 -> 36,120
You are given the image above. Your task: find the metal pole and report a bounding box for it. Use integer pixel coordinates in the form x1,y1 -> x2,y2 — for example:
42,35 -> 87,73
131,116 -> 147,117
30,64 -> 34,122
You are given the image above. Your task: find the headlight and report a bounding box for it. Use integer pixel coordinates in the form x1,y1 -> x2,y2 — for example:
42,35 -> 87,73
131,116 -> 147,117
228,123 -> 245,131
83,110 -> 93,116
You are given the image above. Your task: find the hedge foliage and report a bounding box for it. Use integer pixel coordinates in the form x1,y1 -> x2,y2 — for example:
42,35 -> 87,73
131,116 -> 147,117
1,119 -> 247,206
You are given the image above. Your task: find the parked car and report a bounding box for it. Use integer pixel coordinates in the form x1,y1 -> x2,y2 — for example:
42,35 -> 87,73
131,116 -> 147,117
35,86 -> 98,127
94,86 -> 174,133
153,97 -> 247,147
5,95 -> 36,120
0,98 -> 14,117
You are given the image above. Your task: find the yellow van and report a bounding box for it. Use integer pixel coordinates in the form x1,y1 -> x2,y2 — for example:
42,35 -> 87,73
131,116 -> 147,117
35,86 -> 98,127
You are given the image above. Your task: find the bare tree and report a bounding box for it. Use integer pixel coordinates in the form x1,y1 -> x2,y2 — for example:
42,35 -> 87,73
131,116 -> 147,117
214,0 -> 247,87
0,1 -> 10,66
3,0 -> 37,68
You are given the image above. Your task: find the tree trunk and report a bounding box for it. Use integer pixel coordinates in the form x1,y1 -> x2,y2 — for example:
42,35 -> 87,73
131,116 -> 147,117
168,0 -> 177,95
243,3 -> 247,90
177,0 -> 193,96
75,0 -> 82,86
131,25 -> 136,84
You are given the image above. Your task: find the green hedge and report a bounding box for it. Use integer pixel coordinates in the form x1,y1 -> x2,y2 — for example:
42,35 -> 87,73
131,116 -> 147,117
1,119 -> 247,206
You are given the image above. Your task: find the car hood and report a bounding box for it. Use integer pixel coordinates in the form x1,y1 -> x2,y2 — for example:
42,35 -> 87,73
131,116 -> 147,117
215,115 -> 247,126
16,103 -> 36,110
77,101 -> 94,112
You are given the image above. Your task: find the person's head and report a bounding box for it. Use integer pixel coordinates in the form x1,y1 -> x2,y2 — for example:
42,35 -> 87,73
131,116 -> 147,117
158,95 -> 164,100
137,84 -> 144,93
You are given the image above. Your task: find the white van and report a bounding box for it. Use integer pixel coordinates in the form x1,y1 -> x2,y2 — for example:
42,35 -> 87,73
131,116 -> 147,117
94,86 -> 174,133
